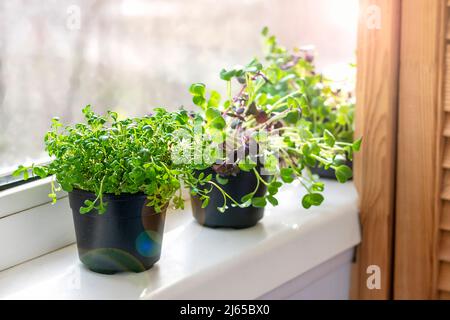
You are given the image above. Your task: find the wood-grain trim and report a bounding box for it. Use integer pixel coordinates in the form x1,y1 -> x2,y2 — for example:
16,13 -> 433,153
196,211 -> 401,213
394,0 -> 446,299
352,0 -> 401,299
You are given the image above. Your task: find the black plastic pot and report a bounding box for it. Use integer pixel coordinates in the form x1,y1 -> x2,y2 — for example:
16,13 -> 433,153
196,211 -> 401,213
68,189 -> 166,274
310,160 -> 353,180
191,167 -> 269,229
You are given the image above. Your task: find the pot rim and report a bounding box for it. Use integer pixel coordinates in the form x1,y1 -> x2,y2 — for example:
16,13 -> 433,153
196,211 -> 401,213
69,188 -> 148,201
68,189 -> 170,217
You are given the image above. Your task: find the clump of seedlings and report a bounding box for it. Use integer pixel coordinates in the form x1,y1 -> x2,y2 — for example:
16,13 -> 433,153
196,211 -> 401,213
13,106 -> 212,213
187,52 -> 360,212
261,26 -> 357,144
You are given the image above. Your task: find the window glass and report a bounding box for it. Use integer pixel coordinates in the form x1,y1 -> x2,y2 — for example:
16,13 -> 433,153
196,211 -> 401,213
0,0 -> 358,173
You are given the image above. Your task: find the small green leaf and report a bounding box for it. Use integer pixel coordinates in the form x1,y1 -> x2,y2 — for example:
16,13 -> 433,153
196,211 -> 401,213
79,207 -> 90,214
12,165 -> 26,177
280,168 -> 294,183
352,137 -> 362,152
302,144 -> 311,156
299,128 -> 313,139
324,129 -> 335,147
23,169 -> 29,180
189,83 -> 206,96
210,115 -> 226,130
238,157 -> 257,172
335,165 -> 353,183
220,69 -> 236,81
241,193 -> 253,203
244,59 -> 263,73
205,108 -> 221,121
304,155 -> 316,167
299,95 -> 308,106
284,110 -> 300,124
268,179 -> 282,195
208,90 -> 221,107
251,197 -> 267,208
215,174 -> 229,185
302,193 -> 324,209
108,111 -> 118,121
268,184 -> 278,195
33,166 -> 47,178
272,181 -> 282,188
267,195 -> 278,206
201,197 -> 210,208
193,95 -> 206,107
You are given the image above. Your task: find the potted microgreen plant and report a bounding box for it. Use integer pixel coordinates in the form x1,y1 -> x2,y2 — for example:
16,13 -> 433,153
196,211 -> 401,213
186,54 -> 360,229
261,27 -> 359,179
13,106 -> 209,274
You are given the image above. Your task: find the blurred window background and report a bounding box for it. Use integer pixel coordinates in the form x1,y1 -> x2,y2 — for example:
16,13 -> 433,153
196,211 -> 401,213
0,0 -> 358,174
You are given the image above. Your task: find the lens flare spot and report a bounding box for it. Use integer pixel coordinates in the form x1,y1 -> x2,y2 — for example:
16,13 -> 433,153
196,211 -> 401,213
80,248 -> 144,274
136,230 -> 162,257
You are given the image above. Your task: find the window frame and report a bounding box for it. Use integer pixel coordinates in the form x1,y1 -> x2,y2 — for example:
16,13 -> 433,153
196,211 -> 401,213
0,176 -> 66,219
0,177 -> 74,271
0,173 -> 40,192
0,158 -> 51,191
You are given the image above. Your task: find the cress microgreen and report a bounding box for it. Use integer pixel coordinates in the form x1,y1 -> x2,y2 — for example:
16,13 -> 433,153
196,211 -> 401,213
13,106 -> 212,214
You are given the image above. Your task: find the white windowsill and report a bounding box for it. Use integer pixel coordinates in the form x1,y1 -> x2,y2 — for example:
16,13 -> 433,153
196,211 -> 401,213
0,177 -> 66,219
0,181 -> 360,300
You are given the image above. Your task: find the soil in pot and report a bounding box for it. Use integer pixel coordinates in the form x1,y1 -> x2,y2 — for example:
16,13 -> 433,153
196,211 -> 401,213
191,167 -> 270,229
68,189 -> 166,274
310,160 -> 353,180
